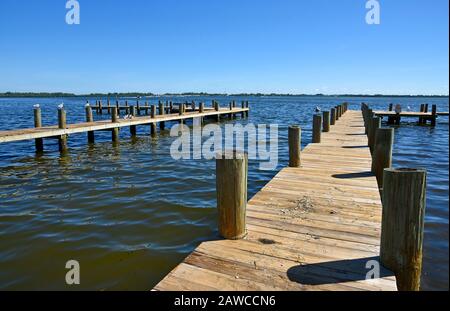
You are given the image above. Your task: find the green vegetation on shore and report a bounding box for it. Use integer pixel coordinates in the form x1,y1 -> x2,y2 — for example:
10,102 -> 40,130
0,92 -> 447,98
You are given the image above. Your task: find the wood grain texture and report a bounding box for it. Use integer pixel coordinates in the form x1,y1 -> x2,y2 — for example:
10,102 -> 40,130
154,110 -> 397,291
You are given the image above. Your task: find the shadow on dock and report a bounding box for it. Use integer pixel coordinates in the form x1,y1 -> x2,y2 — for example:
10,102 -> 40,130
332,171 -> 373,179
286,256 -> 394,285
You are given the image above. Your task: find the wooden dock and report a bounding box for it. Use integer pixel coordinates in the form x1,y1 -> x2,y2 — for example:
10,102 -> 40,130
154,109 -> 398,291
372,103 -> 448,126
0,106 -> 248,145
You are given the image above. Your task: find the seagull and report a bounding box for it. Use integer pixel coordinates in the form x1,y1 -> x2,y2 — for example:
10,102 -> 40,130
315,106 -> 321,113
85,103 -> 90,107
58,103 -> 64,110
407,105 -> 411,111
33,104 -> 40,108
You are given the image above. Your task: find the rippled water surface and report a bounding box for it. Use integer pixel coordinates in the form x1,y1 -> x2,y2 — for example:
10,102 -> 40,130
0,96 -> 448,290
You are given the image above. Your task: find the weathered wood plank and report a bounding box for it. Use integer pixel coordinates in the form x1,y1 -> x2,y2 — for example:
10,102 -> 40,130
154,110 -> 397,291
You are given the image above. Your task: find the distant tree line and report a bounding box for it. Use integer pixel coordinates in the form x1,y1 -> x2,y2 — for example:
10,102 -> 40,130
0,92 -> 447,98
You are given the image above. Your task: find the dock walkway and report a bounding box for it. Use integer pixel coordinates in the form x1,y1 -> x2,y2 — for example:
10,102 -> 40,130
154,110 -> 398,291
0,107 -> 248,144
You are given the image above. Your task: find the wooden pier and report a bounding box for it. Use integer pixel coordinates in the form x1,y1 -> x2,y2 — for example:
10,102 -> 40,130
0,101 -> 249,148
373,104 -> 448,126
154,106 -> 404,291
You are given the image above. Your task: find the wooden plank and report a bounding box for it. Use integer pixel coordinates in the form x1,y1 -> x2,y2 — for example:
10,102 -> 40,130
0,108 -> 249,143
154,110 -> 397,291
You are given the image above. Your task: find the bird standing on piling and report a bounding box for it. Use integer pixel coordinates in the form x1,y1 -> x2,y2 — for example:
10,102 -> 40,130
315,106 -> 321,113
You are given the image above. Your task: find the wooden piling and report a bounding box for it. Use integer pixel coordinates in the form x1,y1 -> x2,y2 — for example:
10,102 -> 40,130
136,100 -> 141,116
107,98 -> 111,114
215,101 -> 220,122
85,104 -> 95,143
216,152 -> 248,240
199,102 -> 205,125
241,101 -> 245,118
371,128 -> 394,189
431,105 -> 437,126
330,108 -> 336,126
380,168 -> 427,291
98,100 -> 103,115
335,106 -> 340,121
368,117 -> 381,153
130,105 -> 137,136
322,111 -> 330,132
150,105 -> 157,136
111,107 -> 119,142
159,101 -> 165,130
365,109 -> 373,134
33,106 -> 44,152
58,108 -> 68,152
312,114 -> 322,143
288,125 -> 301,167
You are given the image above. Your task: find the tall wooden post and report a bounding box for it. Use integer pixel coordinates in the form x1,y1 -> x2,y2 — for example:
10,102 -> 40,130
33,106 -> 44,153
178,103 -> 184,125
199,102 -> 205,125
335,106 -> 340,121
136,100 -> 141,116
368,117 -> 381,153
365,109 -> 373,134
130,105 -> 137,136
215,101 -> 220,122
241,101 -> 245,118
107,98 -> 111,114
111,107 -> 119,142
58,107 -> 68,152
150,105 -> 157,136
322,111 -> 330,132
216,153 -> 248,240
312,114 -> 322,143
431,104 -> 437,126
85,104 -> 95,143
330,108 -> 336,126
159,101 -> 165,130
381,168 -> 427,291
288,126 -> 301,167
371,128 -> 394,189
125,101 -> 129,115
116,100 -> 120,116
98,100 -> 103,115
388,104 -> 395,124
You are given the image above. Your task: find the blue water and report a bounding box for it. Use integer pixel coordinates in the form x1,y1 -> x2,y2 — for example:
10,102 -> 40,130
0,96 -> 448,290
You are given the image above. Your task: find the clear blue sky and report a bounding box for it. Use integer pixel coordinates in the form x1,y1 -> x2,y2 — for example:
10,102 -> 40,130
0,0 -> 448,95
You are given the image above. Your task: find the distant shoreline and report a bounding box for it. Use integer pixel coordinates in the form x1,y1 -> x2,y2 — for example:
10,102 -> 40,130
0,92 -> 448,99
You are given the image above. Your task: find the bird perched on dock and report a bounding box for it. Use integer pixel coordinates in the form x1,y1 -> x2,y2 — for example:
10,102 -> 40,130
33,104 -> 40,108
315,106 -> 321,113
58,103 -> 64,110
